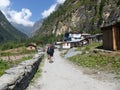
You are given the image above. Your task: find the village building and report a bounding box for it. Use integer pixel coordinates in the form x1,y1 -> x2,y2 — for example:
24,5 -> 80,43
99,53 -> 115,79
26,43 -> 37,50
87,33 -> 103,44
61,32 -> 90,49
101,21 -> 120,51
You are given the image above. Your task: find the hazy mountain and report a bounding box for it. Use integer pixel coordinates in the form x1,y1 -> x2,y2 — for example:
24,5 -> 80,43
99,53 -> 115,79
0,11 -> 28,43
30,19 -> 43,37
11,22 -> 32,36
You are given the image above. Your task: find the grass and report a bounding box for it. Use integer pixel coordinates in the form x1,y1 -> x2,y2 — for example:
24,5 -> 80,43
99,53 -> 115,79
0,59 -> 17,76
68,43 -> 120,74
0,47 -> 37,57
21,55 -> 33,61
0,60 -> 9,75
0,47 -> 36,76
76,42 -> 102,51
0,56 -> 35,76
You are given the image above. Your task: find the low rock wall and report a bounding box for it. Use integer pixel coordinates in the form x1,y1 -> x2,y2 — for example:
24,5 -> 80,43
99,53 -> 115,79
0,53 -> 43,90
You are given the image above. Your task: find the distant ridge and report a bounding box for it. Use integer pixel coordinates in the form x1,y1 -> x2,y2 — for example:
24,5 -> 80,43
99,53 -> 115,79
11,22 -> 32,36
30,19 -> 43,37
0,11 -> 28,43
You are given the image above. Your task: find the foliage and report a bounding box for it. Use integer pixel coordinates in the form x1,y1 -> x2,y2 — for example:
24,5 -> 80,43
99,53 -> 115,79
21,48 -> 36,54
117,0 -> 120,5
0,46 -> 36,57
69,52 -> 120,74
0,41 -> 25,51
0,54 -> 35,76
0,11 -> 28,43
0,60 -> 15,76
32,33 -> 64,45
35,0 -> 104,37
0,51 -> 35,76
22,55 -> 33,61
0,52 -> 12,57
76,43 -> 102,51
68,43 -> 120,74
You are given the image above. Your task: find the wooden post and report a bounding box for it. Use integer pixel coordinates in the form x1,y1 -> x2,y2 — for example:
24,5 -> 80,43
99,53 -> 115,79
112,26 -> 117,50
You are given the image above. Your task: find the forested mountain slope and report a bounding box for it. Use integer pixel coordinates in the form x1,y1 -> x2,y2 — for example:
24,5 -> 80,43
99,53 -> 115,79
0,11 -> 28,43
34,0 -> 120,37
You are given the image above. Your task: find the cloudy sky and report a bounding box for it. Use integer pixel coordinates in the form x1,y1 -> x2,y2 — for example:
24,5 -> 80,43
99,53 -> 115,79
0,0 -> 66,27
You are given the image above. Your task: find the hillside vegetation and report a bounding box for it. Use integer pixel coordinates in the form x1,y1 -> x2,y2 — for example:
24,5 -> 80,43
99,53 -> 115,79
0,11 -> 28,43
33,0 -> 120,44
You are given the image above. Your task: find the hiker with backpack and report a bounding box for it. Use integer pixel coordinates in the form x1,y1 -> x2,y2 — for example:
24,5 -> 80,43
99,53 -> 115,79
47,44 -> 54,62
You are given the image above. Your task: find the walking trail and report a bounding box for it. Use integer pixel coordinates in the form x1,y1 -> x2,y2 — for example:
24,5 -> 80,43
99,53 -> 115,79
27,49 -> 120,90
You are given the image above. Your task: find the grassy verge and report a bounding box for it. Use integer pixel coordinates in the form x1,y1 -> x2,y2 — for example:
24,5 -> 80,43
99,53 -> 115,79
0,48 -> 35,76
68,43 -> 120,74
75,43 -> 102,51
0,59 -> 19,76
0,47 -> 36,57
21,55 -> 33,61
0,55 -> 34,76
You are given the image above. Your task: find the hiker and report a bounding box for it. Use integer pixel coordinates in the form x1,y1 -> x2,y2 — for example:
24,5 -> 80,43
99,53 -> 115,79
47,44 -> 54,61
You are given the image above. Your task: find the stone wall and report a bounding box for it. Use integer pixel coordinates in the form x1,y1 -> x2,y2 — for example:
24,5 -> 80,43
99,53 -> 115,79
0,53 -> 43,90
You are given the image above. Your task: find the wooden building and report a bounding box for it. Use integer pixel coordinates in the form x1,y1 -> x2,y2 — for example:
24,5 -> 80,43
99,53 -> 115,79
101,22 -> 120,51
26,43 -> 37,50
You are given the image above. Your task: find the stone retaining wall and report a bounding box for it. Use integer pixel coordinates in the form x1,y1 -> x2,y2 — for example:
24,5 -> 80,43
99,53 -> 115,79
0,53 -> 43,90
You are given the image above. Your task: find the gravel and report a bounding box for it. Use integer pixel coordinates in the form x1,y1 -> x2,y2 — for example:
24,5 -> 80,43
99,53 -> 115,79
27,49 -> 120,90
64,48 -> 82,58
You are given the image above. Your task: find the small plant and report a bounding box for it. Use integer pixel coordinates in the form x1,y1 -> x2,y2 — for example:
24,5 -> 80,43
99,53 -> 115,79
0,59 -> 13,76
22,55 -> 33,61
0,52 -> 13,57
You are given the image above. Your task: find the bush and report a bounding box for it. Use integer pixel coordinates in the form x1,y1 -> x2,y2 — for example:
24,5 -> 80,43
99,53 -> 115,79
0,60 -> 10,76
68,42 -> 120,74
0,41 -> 25,51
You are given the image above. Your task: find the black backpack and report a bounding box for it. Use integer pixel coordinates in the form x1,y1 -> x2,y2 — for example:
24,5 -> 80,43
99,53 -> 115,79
47,47 -> 51,53
47,46 -> 54,53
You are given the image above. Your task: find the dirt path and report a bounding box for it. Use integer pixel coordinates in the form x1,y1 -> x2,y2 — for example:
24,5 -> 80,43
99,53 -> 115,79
27,49 -> 120,90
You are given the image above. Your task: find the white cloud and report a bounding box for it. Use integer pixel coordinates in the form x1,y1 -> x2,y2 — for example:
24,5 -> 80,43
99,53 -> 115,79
7,8 -> 34,27
0,0 -> 10,9
0,0 -> 34,27
42,4 -> 57,18
41,0 -> 66,18
57,0 -> 66,4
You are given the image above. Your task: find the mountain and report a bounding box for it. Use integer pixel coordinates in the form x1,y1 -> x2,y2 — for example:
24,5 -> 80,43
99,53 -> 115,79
34,0 -> 120,37
0,11 -> 28,43
11,22 -> 32,36
30,19 -> 43,37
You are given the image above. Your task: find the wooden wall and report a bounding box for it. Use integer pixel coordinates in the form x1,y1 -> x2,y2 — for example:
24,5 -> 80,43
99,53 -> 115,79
115,26 -> 120,50
102,24 -> 120,51
102,27 -> 113,50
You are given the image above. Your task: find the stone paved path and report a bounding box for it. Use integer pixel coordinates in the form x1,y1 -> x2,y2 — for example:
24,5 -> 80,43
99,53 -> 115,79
27,49 -> 120,90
